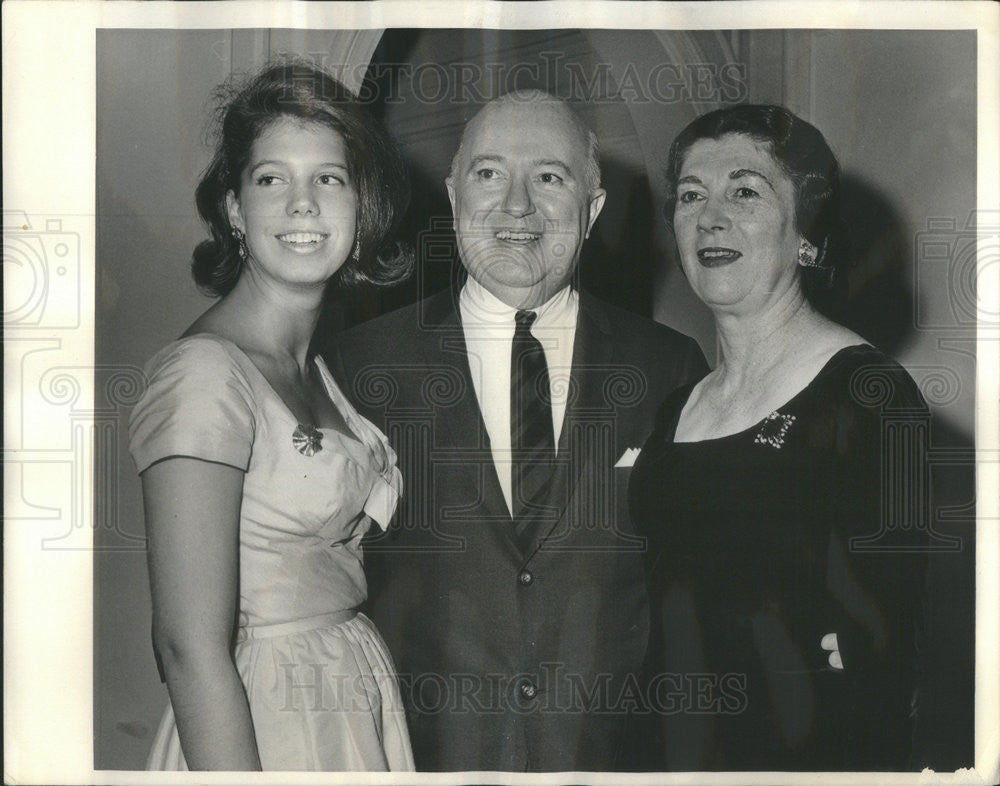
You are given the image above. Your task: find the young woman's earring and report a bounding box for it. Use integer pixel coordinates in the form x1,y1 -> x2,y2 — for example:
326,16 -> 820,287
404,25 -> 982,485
232,227 -> 249,262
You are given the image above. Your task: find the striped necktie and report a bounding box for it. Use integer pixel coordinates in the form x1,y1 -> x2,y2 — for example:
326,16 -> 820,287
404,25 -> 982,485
510,309 -> 556,549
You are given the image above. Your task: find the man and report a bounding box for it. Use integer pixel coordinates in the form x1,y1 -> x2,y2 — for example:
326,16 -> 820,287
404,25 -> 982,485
328,91 -> 707,771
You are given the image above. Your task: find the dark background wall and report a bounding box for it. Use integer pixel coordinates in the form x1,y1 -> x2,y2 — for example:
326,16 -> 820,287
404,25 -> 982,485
96,28 -> 977,770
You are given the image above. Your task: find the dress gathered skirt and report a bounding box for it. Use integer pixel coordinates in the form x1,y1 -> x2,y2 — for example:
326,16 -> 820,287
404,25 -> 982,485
130,334 -> 414,771
145,613 -> 412,771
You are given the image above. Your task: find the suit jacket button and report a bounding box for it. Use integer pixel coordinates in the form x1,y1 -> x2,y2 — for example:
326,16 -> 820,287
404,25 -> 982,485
518,570 -> 534,586
520,680 -> 537,700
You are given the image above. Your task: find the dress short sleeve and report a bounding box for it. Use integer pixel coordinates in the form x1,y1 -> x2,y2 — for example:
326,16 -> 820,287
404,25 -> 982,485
129,337 -> 256,474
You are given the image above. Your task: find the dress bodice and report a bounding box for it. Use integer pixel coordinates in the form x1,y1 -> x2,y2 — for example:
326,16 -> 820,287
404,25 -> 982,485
129,334 -> 402,627
627,344 -> 928,771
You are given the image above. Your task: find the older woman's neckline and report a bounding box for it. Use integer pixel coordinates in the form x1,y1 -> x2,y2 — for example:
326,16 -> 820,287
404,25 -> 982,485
671,342 -> 873,444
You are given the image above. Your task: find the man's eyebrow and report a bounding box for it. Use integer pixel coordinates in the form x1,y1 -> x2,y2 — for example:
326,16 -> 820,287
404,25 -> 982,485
466,154 -> 506,171
464,155 -> 576,177
730,168 -> 774,189
676,175 -> 703,186
533,158 -> 572,173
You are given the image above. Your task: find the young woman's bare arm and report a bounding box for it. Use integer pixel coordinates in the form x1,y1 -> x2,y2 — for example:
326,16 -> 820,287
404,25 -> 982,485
142,456 -> 261,770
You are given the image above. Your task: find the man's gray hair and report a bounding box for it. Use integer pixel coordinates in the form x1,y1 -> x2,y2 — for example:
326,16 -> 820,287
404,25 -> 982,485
448,90 -> 602,193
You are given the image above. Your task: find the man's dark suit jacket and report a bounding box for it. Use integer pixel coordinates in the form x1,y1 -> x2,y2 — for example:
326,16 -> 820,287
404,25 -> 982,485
327,286 -> 707,772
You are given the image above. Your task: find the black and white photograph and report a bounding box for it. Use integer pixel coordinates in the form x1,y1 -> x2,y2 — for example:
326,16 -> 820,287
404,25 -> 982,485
4,2 -> 998,784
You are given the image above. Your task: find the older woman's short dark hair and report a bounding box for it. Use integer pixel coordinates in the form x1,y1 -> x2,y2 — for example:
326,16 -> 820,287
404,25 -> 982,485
193,61 -> 412,297
663,104 -> 846,303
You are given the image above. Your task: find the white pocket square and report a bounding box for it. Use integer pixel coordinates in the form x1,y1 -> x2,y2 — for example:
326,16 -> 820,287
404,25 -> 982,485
821,632 -> 843,670
615,447 -> 641,468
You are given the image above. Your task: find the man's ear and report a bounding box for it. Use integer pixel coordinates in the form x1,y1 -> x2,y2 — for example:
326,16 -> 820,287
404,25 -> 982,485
445,177 -> 456,214
225,190 -> 244,232
584,188 -> 607,239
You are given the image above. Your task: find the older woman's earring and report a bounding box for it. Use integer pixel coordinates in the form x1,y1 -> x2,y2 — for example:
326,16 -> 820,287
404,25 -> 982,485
797,240 -> 820,268
797,238 -> 835,286
232,227 -> 249,262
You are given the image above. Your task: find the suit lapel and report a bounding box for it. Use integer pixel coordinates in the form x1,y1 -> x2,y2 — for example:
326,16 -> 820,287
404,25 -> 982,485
418,290 -> 513,531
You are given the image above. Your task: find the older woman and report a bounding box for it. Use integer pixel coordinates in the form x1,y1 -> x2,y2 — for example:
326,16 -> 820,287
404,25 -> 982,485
627,105 -> 927,770
129,63 -> 414,771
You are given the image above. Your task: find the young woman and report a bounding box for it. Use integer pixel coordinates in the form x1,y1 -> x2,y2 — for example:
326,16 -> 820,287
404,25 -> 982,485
129,62 -> 414,771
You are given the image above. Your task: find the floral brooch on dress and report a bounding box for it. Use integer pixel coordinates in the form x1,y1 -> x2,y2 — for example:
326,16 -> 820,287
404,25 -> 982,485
292,424 -> 323,457
754,411 -> 796,449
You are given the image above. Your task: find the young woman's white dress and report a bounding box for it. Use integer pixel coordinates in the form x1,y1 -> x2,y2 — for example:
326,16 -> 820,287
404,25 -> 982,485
129,334 -> 414,771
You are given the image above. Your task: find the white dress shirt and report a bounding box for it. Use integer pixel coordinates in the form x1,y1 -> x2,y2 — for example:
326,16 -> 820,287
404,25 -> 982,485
459,277 -> 578,515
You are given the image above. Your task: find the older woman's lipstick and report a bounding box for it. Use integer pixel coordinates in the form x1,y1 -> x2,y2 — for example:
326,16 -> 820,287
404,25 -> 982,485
697,247 -> 742,267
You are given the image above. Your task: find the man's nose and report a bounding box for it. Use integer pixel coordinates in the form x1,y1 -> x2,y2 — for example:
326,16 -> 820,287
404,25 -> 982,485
287,182 -> 319,216
501,176 -> 535,218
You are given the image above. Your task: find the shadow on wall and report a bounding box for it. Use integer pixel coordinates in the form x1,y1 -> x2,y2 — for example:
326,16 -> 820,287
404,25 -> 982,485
914,415 -> 976,771
830,175 -> 976,770
581,158 -> 660,318
315,162 -> 457,341
833,173 -> 915,357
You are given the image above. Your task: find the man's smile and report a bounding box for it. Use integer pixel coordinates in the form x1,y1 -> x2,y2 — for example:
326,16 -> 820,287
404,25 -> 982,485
495,229 -> 542,244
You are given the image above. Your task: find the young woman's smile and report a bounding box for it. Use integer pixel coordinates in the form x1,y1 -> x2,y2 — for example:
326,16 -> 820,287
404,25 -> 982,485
227,117 -> 358,288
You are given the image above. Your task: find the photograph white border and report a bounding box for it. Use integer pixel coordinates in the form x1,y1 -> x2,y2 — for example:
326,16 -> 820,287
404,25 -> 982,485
4,2 -> 998,784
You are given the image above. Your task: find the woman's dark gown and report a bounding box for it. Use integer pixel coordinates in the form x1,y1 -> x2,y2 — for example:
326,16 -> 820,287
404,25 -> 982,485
626,345 -> 928,771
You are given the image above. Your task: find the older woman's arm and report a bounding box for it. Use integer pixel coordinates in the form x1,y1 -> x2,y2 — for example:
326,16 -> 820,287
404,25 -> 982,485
142,456 -> 261,771
830,356 -> 930,768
